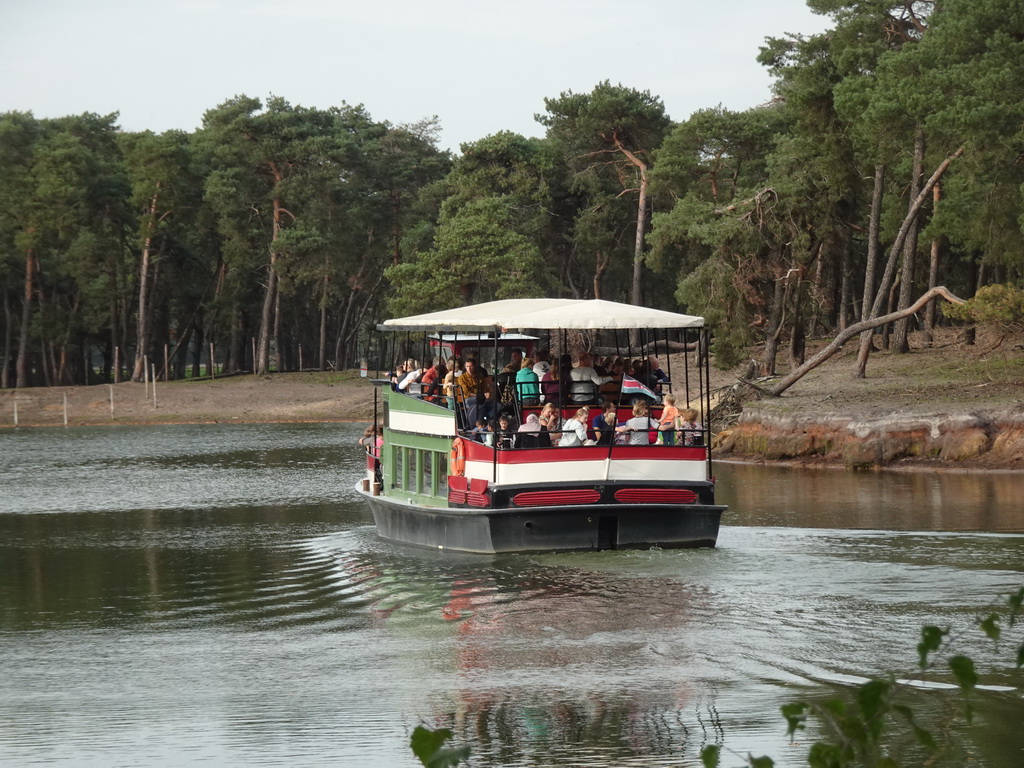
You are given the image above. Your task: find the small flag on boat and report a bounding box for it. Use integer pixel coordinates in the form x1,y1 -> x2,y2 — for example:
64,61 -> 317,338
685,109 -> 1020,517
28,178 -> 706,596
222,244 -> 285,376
620,375 -> 659,402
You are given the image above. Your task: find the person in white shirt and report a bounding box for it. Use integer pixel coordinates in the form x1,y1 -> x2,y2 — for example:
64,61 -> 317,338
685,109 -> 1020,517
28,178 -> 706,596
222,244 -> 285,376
569,352 -> 611,404
558,407 -> 592,447
397,363 -> 423,392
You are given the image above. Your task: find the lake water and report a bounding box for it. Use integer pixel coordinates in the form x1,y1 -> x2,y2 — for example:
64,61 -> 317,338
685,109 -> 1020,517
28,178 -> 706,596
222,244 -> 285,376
1,423 -> 1021,767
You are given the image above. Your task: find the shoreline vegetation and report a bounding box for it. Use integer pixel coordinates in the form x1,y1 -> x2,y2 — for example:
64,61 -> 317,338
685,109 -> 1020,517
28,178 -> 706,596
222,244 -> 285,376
3,328 -> 1021,472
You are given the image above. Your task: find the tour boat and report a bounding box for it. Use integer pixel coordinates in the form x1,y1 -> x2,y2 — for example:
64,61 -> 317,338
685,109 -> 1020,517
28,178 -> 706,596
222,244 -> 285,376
356,298 -> 726,553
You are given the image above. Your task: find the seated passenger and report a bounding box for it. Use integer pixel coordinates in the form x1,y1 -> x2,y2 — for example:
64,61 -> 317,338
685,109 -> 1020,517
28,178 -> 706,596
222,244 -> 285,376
592,401 -> 618,446
397,361 -> 423,392
539,362 -> 560,404
470,418 -> 492,446
388,363 -> 406,391
537,401 -> 559,447
648,355 -> 669,394
495,411 -> 517,450
515,412 -> 543,448
419,358 -> 444,401
558,407 -> 594,447
569,352 -> 611,404
599,358 -> 626,404
496,363 -> 518,408
616,401 -> 659,445
441,357 -> 461,409
458,357 -> 492,425
516,357 -> 540,406
679,408 -> 703,446
532,351 -> 552,379
630,358 -> 659,393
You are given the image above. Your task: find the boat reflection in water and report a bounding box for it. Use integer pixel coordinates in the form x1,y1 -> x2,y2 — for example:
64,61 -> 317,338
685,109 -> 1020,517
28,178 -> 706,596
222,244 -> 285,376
347,546 -> 727,766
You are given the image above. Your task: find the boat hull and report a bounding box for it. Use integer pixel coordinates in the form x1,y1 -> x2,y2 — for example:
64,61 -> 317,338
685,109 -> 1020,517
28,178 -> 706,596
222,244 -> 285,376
359,484 -> 724,554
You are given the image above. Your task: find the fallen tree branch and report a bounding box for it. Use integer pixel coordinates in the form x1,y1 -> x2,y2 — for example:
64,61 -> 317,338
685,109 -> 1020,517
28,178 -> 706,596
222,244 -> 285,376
767,286 -> 965,397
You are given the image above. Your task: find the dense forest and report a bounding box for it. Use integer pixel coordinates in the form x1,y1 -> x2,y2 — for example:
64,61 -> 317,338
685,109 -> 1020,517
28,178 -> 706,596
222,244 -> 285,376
2,0 -> 1022,389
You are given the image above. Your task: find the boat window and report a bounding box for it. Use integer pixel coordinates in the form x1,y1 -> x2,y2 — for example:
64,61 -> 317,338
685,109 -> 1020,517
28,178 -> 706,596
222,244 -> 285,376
421,449 -> 432,496
392,446 -> 404,490
435,452 -> 447,497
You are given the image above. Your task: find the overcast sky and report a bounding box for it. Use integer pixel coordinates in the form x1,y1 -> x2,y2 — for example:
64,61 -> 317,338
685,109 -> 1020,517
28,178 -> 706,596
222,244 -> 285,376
1,0 -> 831,153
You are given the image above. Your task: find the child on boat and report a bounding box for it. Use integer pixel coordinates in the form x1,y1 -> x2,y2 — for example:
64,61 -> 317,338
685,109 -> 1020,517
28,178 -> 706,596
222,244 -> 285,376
658,393 -> 679,445
616,401 -> 660,445
592,401 -> 618,445
495,412 -> 517,450
471,418 -> 492,446
678,408 -> 702,446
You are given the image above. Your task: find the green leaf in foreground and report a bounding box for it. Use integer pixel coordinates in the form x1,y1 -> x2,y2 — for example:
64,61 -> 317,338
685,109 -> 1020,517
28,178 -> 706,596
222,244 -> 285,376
700,743 -> 720,767
410,725 -> 470,768
948,654 -> 978,724
979,612 -> 1001,641
917,625 -> 947,668
893,704 -> 937,750
782,702 -> 808,737
856,678 -> 893,741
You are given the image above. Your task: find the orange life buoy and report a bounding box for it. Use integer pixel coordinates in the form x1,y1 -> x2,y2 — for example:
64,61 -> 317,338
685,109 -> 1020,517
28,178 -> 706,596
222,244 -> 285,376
450,437 -> 466,476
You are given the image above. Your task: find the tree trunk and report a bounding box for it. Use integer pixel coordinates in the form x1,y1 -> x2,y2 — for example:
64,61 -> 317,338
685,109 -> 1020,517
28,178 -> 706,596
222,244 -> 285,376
762,275 -> 787,376
16,248 -> 35,388
593,251 -> 609,300
257,167 -> 290,374
192,310 -> 204,378
173,320 -> 195,380
319,267 -> 329,371
2,290 -> 11,389
838,239 -> 852,331
855,165 -> 886,375
335,288 -> 356,371
963,258 -> 982,346
131,186 -> 161,382
811,243 -> 826,336
882,275 -> 900,350
855,146 -> 964,378
273,288 -> 283,371
788,281 -> 806,369
228,306 -> 245,373
922,182 -> 942,343
613,135 -> 649,315
764,287 -> 965,397
257,252 -> 280,375
893,128 -> 926,353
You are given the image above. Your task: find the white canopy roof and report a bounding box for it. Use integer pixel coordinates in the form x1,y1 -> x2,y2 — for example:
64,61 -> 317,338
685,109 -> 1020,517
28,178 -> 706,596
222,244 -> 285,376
379,298 -> 704,332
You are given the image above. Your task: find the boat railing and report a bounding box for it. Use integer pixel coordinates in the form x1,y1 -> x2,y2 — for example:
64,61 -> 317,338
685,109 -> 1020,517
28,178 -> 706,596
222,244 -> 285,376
454,426 -> 708,452
388,383 -> 708,452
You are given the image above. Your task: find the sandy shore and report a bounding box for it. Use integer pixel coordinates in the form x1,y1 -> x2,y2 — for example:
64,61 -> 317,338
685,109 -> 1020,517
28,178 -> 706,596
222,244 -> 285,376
0,371 -> 379,428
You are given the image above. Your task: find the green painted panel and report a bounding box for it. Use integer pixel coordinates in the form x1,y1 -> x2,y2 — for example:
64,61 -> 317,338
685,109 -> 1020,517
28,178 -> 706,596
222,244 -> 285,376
385,389 -> 456,418
385,429 -> 452,453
